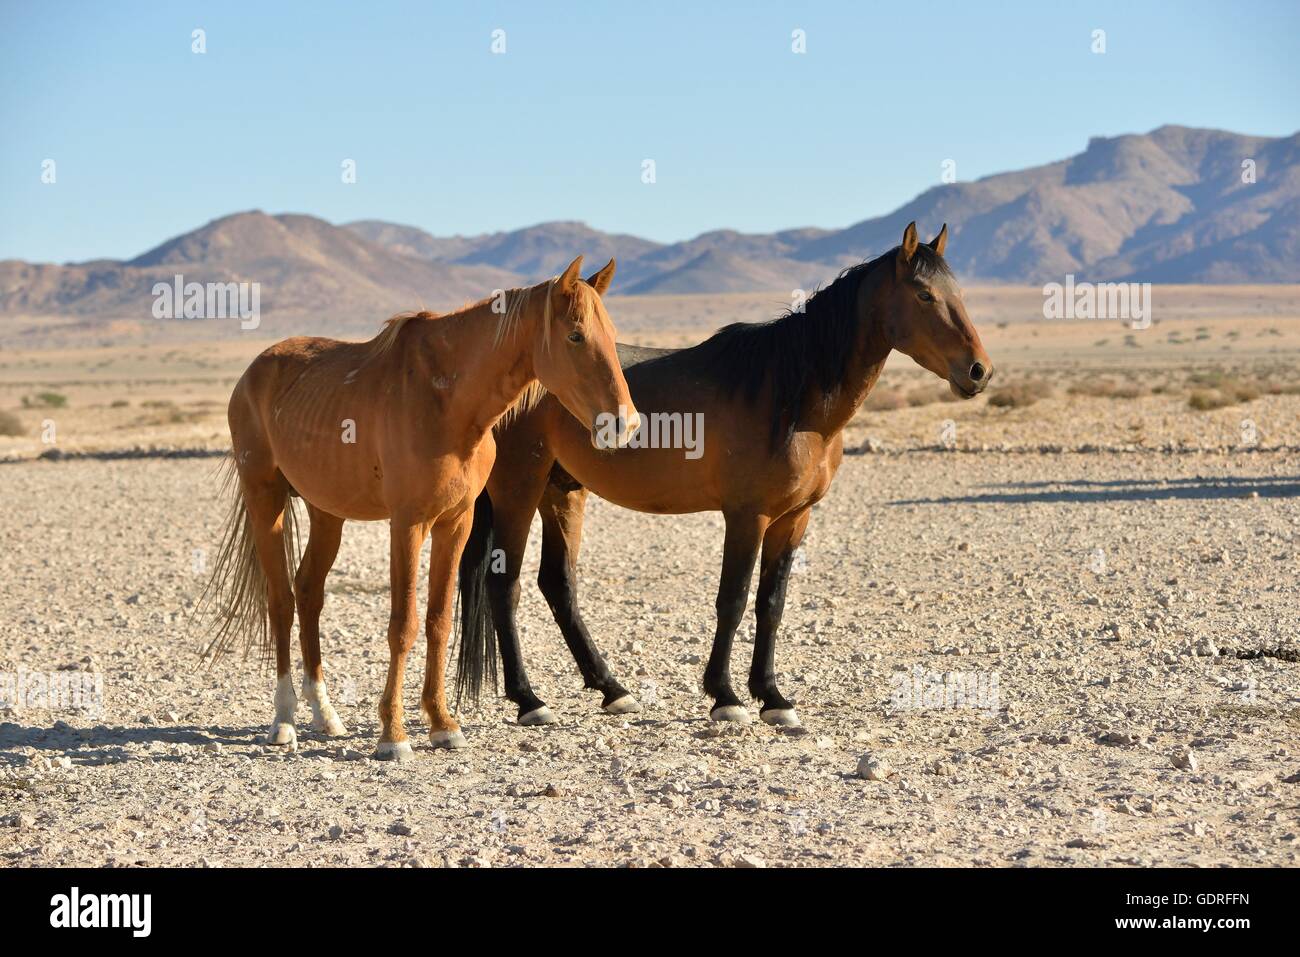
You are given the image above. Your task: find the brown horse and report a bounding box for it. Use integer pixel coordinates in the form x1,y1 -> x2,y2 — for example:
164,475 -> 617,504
456,223 -> 991,727
201,257 -> 639,760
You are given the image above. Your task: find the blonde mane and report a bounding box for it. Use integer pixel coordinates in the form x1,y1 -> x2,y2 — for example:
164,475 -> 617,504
365,276 -> 613,429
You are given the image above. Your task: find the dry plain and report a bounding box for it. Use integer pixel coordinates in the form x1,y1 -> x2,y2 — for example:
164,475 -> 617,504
1,286 -> 1298,867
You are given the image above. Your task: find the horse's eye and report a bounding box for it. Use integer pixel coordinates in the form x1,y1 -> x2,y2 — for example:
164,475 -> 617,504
918,291 -> 934,303
567,331 -> 585,344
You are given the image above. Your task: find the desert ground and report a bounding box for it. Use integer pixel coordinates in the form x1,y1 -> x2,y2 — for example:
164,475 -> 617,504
1,286 -> 1299,867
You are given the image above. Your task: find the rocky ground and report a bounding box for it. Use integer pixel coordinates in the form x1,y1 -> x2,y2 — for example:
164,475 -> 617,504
2,440 -> 1298,867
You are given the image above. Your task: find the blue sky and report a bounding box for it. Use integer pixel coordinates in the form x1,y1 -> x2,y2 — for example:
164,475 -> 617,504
2,0 -> 1297,263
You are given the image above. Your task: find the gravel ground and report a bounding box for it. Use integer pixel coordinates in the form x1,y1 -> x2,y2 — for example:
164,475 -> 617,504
1,448 -> 1298,868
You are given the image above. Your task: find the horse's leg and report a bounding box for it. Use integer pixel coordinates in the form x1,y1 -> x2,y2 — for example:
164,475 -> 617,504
484,463 -> 557,725
749,507 -> 811,728
421,511 -> 474,748
537,485 -> 639,716
374,516 -> 429,761
294,504 -> 347,736
703,511 -> 768,722
241,474 -> 299,747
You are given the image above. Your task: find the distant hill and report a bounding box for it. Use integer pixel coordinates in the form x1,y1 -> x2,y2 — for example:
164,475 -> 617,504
2,125 -> 1296,341
348,126 -> 1299,289
0,211 -> 516,338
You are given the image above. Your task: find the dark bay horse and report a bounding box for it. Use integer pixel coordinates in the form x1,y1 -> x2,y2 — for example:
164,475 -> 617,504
202,257 -> 639,760
455,223 -> 992,728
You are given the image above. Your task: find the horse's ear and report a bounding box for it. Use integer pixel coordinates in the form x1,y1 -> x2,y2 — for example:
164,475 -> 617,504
929,223 -> 948,257
558,255 -> 584,293
585,258 -> 616,296
899,221 -> 919,265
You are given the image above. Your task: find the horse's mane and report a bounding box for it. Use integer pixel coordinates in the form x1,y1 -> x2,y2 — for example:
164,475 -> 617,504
680,243 -> 952,447
366,276 -> 610,362
364,277 -> 610,429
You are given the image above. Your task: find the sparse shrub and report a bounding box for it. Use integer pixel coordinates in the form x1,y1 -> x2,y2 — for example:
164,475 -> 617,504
1068,380 -> 1143,400
905,386 -> 945,408
1186,373 -> 1260,410
1188,390 -> 1231,411
110,399 -> 130,408
863,388 -> 907,412
987,380 -> 1053,409
1188,384 -> 1257,411
1233,383 -> 1261,403
1187,370 -> 1232,389
22,391 -> 67,409
0,410 -> 23,437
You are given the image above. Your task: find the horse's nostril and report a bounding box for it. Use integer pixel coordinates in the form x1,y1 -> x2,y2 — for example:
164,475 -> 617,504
969,362 -> 985,382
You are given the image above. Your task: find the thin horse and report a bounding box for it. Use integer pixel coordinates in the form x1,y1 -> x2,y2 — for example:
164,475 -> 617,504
202,257 -> 639,759
457,223 -> 992,727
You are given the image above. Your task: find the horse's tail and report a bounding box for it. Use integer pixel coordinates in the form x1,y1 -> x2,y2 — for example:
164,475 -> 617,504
454,490 -> 498,707
196,455 -> 299,667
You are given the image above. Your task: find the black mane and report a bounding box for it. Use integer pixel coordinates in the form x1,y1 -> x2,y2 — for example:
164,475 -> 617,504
679,243 -> 951,447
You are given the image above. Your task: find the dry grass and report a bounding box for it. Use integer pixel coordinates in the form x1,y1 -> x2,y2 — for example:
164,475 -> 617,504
1068,379 -> 1144,400
1187,387 -> 1258,411
0,410 -> 23,437
987,380 -> 1053,409
863,388 -> 907,412
22,391 -> 68,409
124,400 -> 211,427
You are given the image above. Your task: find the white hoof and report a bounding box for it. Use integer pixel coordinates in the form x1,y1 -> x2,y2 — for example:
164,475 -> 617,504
373,740 -> 415,762
603,694 -> 642,715
266,674 -> 298,746
430,729 -> 469,750
519,706 -> 557,726
266,721 -> 298,747
311,713 -> 349,736
710,705 -> 752,724
761,708 -> 802,728
302,678 -> 347,736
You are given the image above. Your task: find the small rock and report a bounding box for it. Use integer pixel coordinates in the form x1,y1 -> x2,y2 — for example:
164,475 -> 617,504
856,754 -> 893,781
1172,749 -> 1198,772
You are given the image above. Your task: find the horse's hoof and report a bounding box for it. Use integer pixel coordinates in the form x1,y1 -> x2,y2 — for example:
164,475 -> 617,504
430,729 -> 469,750
518,706 -> 557,726
373,740 -> 415,762
311,715 -> 349,737
761,708 -> 802,728
603,694 -> 641,715
710,705 -> 752,724
266,722 -> 298,747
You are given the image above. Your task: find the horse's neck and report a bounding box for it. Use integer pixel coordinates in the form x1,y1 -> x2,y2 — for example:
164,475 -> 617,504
801,302 -> 891,441
412,298 -> 539,439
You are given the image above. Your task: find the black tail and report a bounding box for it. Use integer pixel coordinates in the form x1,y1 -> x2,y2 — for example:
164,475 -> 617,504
454,490 -> 498,707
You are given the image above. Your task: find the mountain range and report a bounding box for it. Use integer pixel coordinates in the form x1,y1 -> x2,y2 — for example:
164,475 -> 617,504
2,125 -> 1296,338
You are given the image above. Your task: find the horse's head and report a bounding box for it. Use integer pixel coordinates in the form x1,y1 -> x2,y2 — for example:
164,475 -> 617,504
880,222 -> 992,399
536,255 -> 640,448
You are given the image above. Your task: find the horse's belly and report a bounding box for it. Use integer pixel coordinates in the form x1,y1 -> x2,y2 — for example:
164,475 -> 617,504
277,455 -> 389,521
554,430 -> 718,514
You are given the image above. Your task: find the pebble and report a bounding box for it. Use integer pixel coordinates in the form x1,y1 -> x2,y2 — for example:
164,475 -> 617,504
1172,749 -> 1198,771
857,754 -> 894,781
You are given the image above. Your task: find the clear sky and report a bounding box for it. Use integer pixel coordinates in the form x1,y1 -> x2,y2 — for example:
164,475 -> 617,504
2,0 -> 1297,263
